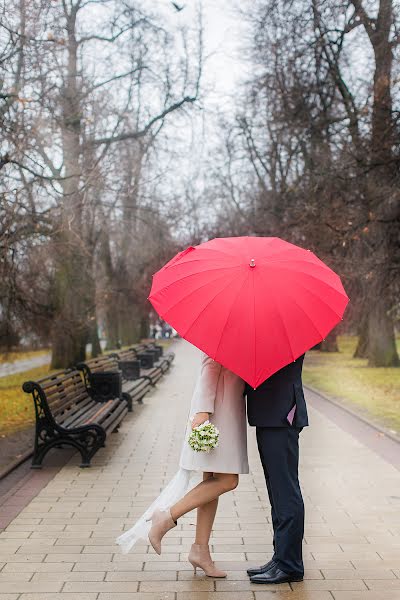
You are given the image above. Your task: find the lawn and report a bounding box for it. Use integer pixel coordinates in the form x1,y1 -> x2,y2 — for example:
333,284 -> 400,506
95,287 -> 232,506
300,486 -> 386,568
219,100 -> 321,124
0,364 -> 51,436
303,335 -> 400,434
0,349 -> 49,363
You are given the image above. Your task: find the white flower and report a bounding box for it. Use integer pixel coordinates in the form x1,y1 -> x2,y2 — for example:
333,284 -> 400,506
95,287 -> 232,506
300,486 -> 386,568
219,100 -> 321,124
188,422 -> 219,453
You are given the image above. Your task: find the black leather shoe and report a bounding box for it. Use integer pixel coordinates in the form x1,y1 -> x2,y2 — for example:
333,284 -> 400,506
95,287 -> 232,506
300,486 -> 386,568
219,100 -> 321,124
250,564 -> 303,584
246,558 -> 276,577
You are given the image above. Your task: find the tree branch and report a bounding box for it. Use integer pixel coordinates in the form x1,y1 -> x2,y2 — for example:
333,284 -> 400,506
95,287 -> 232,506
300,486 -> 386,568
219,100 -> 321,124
90,95 -> 198,146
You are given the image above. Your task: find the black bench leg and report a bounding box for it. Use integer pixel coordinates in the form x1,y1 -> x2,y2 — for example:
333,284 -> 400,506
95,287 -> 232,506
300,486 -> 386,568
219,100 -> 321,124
78,428 -> 107,467
31,455 -> 44,469
122,392 -> 133,412
31,428 -> 106,469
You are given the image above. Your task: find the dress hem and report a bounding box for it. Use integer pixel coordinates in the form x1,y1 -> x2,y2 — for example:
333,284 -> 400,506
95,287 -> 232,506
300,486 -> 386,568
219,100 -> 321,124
179,464 -> 249,475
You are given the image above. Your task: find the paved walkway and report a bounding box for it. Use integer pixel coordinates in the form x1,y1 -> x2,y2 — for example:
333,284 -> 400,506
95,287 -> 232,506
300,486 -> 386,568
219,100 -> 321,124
0,342 -> 108,378
0,339 -> 399,600
0,354 -> 50,378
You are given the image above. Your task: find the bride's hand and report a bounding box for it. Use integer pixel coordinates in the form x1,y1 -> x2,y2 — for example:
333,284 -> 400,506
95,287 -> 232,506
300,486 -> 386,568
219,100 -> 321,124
191,412 -> 210,429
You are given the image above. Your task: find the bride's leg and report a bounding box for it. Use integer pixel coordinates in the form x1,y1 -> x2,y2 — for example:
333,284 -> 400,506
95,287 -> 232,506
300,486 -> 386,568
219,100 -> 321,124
170,472 -> 238,522
195,472 -> 218,545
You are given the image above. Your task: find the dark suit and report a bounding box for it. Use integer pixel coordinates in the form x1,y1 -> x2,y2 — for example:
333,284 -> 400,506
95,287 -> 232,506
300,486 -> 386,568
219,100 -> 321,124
245,354 -> 308,576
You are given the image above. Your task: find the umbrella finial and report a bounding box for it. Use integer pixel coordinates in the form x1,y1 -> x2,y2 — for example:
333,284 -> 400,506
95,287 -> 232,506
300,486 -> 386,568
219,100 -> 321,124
250,258 -> 256,268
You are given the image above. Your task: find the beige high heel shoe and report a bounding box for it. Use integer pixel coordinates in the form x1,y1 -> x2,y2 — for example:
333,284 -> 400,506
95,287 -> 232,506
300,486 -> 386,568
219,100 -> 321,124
188,543 -> 227,578
147,508 -> 177,555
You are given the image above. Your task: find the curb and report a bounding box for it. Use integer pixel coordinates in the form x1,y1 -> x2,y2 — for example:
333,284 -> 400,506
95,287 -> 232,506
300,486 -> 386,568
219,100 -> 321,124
0,448 -> 33,482
304,383 -> 400,445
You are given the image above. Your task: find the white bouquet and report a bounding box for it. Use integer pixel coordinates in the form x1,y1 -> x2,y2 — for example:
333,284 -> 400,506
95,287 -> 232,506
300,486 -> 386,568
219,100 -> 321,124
188,420 -> 219,453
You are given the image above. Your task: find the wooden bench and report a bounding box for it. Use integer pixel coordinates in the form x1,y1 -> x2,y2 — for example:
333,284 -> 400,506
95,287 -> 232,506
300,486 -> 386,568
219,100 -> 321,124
76,355 -> 151,407
148,342 -> 175,365
109,348 -> 163,386
124,343 -> 175,383
131,343 -> 175,374
22,369 -> 128,469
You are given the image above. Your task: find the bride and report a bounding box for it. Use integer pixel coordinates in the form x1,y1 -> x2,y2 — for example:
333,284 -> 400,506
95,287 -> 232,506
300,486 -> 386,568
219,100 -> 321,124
116,350 -> 248,578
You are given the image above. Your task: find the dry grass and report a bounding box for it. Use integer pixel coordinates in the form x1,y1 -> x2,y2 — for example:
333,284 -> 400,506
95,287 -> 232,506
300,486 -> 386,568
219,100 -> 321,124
0,365 -> 52,436
0,348 -> 49,364
303,335 -> 400,434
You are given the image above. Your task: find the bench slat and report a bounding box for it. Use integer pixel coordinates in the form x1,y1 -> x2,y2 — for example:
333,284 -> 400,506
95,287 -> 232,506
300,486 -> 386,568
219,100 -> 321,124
60,398 -> 103,428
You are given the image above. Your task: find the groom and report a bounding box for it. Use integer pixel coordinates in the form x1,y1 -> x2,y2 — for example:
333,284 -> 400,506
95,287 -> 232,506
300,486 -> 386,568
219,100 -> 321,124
244,353 -> 308,584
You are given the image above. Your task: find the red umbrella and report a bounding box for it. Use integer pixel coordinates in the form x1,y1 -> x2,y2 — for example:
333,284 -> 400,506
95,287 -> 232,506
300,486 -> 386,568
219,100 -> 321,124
148,236 -> 349,388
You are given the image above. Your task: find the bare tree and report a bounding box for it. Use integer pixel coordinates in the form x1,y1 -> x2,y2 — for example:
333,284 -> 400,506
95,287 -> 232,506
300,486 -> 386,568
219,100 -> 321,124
1,0 -> 202,365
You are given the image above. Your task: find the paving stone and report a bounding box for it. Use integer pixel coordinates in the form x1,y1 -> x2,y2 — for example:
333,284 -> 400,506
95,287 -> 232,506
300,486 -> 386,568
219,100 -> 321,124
363,579 -> 400,589
216,578 -> 290,590
321,568 -> 397,579
73,561 -> 145,571
63,581 -> 140,592
0,582 -> 63,593
139,580 -> 213,591
19,595 -> 98,600
291,579 -> 367,590
99,595 -> 176,600
0,571 -> 33,581
105,571 -> 177,581
331,593 -> 400,600
2,562 -> 74,572
177,594 -> 254,600
254,593 -> 333,600
31,571 -> 105,581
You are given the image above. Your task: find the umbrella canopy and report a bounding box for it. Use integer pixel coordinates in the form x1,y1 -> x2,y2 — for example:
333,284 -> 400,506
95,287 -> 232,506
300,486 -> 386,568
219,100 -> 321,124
148,236 -> 349,388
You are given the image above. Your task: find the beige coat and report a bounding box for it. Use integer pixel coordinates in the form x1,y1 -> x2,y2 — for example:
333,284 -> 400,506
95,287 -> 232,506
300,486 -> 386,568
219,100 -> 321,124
179,351 -> 249,474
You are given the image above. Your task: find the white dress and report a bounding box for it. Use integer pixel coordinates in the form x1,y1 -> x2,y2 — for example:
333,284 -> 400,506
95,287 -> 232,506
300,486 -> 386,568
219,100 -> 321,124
115,351 -> 248,554
179,351 -> 249,474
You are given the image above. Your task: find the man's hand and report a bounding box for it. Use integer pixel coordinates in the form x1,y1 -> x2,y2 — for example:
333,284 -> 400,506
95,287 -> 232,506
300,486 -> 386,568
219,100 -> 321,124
191,412 -> 210,430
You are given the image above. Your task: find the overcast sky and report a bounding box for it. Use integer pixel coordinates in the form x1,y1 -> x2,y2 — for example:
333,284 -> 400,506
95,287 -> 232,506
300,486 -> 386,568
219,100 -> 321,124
155,0 -> 247,108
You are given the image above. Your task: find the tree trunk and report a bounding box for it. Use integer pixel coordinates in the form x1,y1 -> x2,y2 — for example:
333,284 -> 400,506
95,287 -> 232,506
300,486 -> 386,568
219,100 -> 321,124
351,0 -> 399,368
104,306 -> 120,350
90,321 -> 102,358
119,305 -> 140,346
50,6 -> 88,369
367,297 -> 399,367
139,314 -> 149,341
354,309 -> 369,358
50,246 -> 90,368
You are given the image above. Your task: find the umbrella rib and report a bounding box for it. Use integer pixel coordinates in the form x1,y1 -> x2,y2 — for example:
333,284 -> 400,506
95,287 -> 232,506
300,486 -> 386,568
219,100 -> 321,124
245,235 -> 257,387
287,295 -> 328,340
193,246 -> 242,259
252,266 -> 256,388
160,257 -> 242,273
181,272 -> 242,342
150,265 -> 240,298
213,271 -> 250,361
290,278 -> 347,319
270,292 -> 296,362
159,269 -> 240,317
265,262 -> 343,290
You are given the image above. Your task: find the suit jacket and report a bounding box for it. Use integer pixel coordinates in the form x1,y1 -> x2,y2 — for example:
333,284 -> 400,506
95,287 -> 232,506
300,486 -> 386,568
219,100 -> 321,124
245,354 -> 309,428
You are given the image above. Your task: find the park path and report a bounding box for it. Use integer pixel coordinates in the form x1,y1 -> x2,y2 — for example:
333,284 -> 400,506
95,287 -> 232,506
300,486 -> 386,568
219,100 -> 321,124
0,342 -> 109,378
0,338 -> 399,600
0,354 -> 50,378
